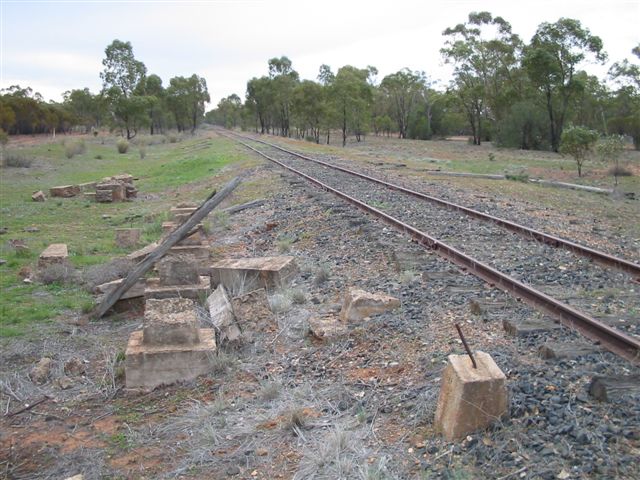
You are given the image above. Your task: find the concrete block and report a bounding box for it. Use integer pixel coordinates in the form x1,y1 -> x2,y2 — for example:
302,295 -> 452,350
94,278 -> 146,300
169,207 -> 197,223
340,288 -> 400,321
115,228 -> 141,248
38,243 -> 69,268
168,245 -> 211,273
162,222 -> 206,245
434,352 -> 508,441
127,242 -> 158,262
31,190 -> 46,202
125,329 -> 216,389
50,185 -> 80,198
207,285 -> 241,343
144,275 -> 211,300
157,255 -> 200,286
210,256 -> 298,295
143,298 -> 200,346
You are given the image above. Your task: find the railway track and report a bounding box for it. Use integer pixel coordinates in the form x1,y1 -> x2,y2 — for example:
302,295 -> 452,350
219,129 -> 640,364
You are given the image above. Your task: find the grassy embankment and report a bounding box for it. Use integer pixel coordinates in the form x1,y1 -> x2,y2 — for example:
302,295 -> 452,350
0,132 -> 251,337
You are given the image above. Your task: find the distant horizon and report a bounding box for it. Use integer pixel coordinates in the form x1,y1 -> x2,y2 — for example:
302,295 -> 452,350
1,0 -> 638,108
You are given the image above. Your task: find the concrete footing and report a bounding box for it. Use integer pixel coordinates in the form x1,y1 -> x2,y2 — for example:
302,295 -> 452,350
210,256 -> 298,294
144,275 -> 211,300
125,298 -> 216,389
434,351 -> 508,441
38,243 -> 69,269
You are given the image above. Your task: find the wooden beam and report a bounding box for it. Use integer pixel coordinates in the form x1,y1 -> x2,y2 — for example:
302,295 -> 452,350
94,176 -> 242,318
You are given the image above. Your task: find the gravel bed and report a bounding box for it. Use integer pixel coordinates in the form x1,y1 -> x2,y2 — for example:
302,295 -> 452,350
241,140 -> 640,339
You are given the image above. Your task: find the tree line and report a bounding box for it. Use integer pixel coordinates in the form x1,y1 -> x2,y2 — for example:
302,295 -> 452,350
0,40 -> 210,139
206,13 -> 639,152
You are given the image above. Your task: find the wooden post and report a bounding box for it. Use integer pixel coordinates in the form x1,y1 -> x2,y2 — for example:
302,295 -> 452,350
94,176 -> 243,318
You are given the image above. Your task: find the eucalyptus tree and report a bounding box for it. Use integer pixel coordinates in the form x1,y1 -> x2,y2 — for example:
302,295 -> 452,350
100,40 -> 148,139
292,80 -> 325,142
166,74 -> 210,134
523,18 -> 606,151
380,69 -> 427,139
608,44 -> 640,149
268,56 -> 299,137
329,65 -> 375,146
441,12 -> 522,145
246,76 -> 274,134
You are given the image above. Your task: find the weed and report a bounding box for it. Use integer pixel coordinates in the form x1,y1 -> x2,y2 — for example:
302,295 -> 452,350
212,210 -> 230,230
38,263 -> 79,285
94,154 -> 103,160
269,292 -> 293,313
488,153 -> 496,162
313,265 -> 331,286
138,145 -> 147,160
116,138 -> 129,154
3,152 -> 33,168
209,351 -> 237,374
289,288 -> 306,305
399,270 -> 419,284
505,172 -> 529,182
259,380 -> 282,402
64,140 -> 86,159
277,237 -> 294,253
166,133 -> 179,143
282,407 -> 308,433
82,258 -> 135,291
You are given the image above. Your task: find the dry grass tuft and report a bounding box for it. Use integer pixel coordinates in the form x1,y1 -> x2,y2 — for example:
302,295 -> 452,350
38,263 -> 80,285
82,258 -> 135,291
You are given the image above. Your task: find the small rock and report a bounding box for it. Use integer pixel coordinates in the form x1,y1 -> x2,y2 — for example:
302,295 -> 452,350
23,226 -> 40,233
256,448 -> 268,456
0,259 -> 6,265
0,227 -> 7,234
101,214 -> 111,219
30,357 -> 54,384
31,191 -> 46,202
225,466 -> 240,476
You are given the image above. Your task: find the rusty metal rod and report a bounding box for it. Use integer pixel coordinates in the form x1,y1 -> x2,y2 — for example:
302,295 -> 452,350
224,132 -> 640,365
455,323 -> 477,368
227,130 -> 640,279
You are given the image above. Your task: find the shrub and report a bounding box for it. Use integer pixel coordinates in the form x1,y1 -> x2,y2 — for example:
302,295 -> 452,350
607,164 -> 633,177
116,138 -> 129,154
94,154 -> 103,160
0,129 -> 8,147
3,152 -> 33,168
166,133 -> 179,143
138,145 -> 146,159
39,263 -> 79,285
82,258 -> 135,291
559,125 -> 599,177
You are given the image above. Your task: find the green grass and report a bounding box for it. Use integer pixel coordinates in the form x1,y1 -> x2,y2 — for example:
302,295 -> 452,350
0,132 -> 248,337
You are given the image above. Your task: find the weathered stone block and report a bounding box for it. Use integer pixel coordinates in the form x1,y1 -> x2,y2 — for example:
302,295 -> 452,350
38,243 -> 68,268
96,182 -> 125,202
125,329 -> 216,389
94,278 -> 146,300
308,315 -> 347,340
434,352 -> 508,441
83,192 -> 96,202
339,288 -> 400,322
143,298 -> 200,346
78,181 -> 97,191
162,222 -> 206,245
50,185 -> 80,198
157,255 -> 200,286
115,228 -> 141,248
31,190 -> 46,202
127,242 -> 158,262
207,285 -> 240,343
168,245 -> 211,274
210,256 -> 298,295
144,275 -> 211,300
170,207 -> 197,223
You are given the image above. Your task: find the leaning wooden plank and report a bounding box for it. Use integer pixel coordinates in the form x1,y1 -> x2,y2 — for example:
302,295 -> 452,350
94,176 -> 242,318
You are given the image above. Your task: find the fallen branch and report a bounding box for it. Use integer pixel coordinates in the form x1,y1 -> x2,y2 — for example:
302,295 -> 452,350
222,199 -> 265,215
94,176 -> 243,318
6,395 -> 50,417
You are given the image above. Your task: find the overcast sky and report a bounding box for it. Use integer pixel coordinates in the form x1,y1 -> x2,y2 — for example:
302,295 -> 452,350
1,0 -> 638,108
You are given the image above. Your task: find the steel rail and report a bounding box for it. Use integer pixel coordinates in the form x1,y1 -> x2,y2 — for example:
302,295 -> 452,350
225,130 -> 640,279
225,132 -> 640,364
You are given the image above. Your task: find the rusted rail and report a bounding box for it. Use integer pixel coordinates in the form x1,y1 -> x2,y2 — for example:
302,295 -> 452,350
225,130 -> 640,279
224,132 -> 640,365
